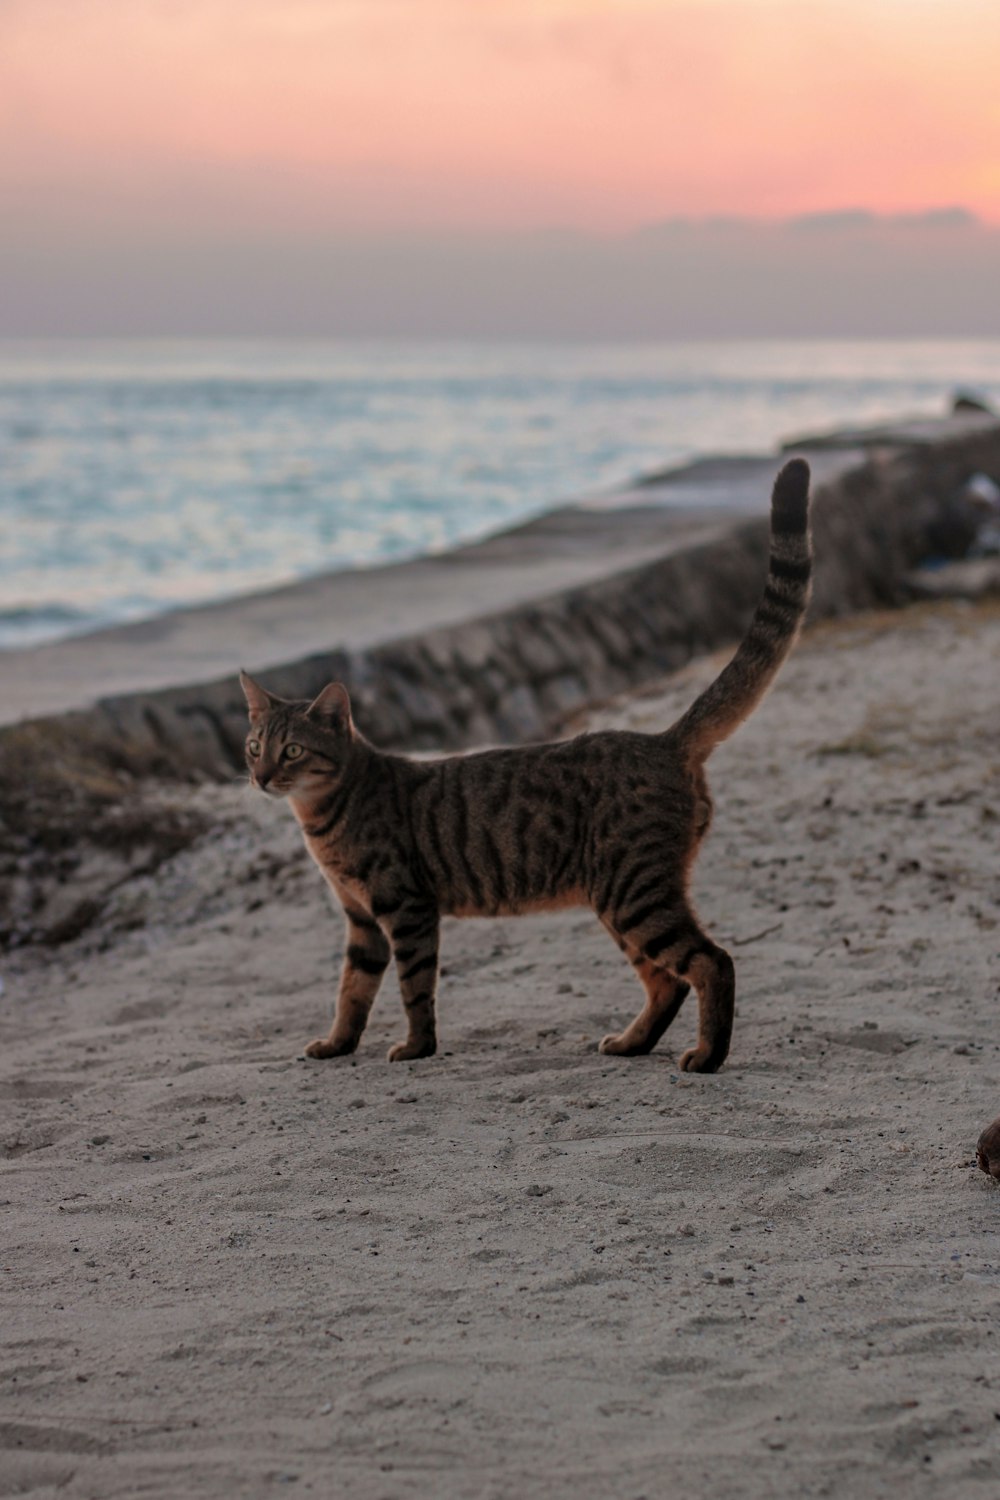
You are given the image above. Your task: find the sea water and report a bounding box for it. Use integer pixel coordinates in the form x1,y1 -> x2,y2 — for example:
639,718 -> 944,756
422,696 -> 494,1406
2,338 -> 999,650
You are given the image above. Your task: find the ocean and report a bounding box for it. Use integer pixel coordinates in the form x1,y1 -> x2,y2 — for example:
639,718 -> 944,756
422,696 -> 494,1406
2,338 -> 999,651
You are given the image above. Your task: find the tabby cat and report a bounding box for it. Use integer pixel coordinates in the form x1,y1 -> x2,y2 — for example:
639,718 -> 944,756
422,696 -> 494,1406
241,458 -> 811,1072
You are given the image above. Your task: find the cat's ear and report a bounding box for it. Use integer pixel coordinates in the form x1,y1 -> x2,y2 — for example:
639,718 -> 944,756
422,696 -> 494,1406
306,681 -> 353,732
239,670 -> 279,723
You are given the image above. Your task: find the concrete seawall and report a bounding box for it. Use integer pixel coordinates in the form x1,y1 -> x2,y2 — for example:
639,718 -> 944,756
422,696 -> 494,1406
56,416 -> 1000,772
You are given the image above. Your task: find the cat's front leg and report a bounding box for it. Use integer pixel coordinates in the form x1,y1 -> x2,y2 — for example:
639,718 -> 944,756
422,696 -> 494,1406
304,908 -> 390,1059
385,905 -> 440,1061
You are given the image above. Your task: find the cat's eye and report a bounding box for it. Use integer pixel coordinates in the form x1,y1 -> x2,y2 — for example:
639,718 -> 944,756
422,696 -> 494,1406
247,738 -> 261,757
284,744 -> 303,761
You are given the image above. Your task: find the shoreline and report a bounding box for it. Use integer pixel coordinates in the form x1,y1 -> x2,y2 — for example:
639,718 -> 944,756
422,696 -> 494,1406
2,410 -> 995,765
3,408 -> 996,740
0,449 -> 861,729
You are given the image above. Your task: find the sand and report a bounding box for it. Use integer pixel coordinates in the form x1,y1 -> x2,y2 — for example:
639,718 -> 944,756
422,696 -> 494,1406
2,598 -> 999,1499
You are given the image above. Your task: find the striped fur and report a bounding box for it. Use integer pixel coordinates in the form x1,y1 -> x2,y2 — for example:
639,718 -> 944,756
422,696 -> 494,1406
240,459 -> 812,1074
672,457 -> 812,761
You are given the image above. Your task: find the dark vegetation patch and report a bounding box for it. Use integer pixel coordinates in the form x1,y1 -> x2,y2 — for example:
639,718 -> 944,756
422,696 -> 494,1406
0,714 -> 213,951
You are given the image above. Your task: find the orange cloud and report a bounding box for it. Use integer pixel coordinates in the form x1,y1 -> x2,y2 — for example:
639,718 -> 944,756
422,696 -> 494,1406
2,0 -> 998,235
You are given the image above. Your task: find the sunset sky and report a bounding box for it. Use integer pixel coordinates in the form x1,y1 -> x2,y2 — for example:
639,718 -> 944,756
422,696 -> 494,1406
2,0 -> 999,333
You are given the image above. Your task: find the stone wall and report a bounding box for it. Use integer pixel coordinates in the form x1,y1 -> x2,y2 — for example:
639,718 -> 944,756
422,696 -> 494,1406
77,424 -> 1000,773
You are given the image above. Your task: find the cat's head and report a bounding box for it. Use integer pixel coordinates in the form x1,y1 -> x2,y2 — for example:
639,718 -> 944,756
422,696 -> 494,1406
239,671 -> 354,799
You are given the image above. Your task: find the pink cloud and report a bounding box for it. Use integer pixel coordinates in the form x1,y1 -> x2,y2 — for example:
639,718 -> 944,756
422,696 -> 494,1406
1,0 -> 998,234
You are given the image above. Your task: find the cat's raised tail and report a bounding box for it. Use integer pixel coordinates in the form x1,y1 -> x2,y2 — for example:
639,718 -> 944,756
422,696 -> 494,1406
672,457 -> 812,763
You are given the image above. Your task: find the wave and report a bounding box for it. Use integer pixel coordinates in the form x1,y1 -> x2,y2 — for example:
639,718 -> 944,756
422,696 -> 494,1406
2,337 -> 999,652
0,604 -> 104,650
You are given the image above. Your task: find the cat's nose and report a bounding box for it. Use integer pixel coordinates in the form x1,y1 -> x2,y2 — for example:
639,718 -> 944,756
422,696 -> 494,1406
257,769 -> 272,789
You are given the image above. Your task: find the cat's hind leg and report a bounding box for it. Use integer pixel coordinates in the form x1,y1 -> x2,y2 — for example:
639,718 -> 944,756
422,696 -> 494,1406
609,901 -> 735,1073
304,908 -> 390,1059
597,922 -> 690,1055
673,937 -> 734,1074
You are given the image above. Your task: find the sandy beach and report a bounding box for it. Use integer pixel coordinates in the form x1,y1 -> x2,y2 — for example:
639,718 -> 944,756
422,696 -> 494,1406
7,0 -> 1000,1492
3,595 -> 999,1499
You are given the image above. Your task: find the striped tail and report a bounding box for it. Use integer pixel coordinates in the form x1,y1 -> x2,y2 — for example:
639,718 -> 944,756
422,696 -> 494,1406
671,458 -> 812,762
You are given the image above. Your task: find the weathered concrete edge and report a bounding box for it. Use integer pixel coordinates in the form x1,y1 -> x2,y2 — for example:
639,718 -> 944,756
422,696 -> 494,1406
11,424 -> 1000,781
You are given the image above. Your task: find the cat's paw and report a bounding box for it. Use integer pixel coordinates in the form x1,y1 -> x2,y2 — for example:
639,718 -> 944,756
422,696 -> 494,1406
303,1036 -> 357,1059
678,1045 -> 722,1074
599,1031 -> 656,1056
387,1037 -> 437,1062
